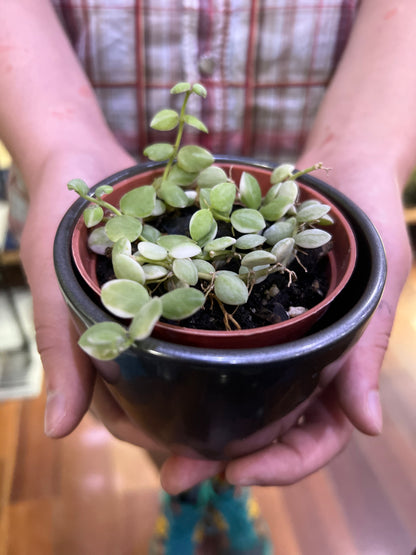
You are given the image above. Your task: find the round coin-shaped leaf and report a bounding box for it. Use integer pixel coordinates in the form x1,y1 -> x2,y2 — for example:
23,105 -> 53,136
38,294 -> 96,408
105,215 -> 142,242
120,186 -> 156,218
137,241 -> 168,261
173,258 -> 199,285
101,279 -> 149,318
78,322 -> 130,360
87,227 -> 114,255
143,143 -> 175,161
177,145 -> 214,173
161,288 -> 205,320
113,253 -> 146,283
231,208 -> 266,233
214,271 -> 249,306
150,109 -> 179,131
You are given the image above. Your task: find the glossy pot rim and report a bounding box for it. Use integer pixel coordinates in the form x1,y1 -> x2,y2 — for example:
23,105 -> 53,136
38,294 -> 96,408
54,156 -> 387,366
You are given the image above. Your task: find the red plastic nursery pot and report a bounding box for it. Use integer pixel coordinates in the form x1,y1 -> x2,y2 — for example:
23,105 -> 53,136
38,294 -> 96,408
54,156 -> 386,460
71,161 -> 357,349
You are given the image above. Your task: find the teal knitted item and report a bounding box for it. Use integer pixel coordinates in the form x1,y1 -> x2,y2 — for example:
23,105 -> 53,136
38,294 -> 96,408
210,481 -> 273,554
149,478 -> 273,554
149,481 -> 214,555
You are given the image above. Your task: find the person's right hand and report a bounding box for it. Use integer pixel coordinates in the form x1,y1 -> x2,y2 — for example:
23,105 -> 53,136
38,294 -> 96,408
19,145 -> 168,454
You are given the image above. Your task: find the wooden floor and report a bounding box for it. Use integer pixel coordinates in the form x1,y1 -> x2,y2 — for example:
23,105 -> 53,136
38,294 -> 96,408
1,267 -> 416,555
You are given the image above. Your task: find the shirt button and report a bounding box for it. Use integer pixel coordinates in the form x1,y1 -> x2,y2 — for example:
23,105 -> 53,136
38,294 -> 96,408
198,54 -> 216,76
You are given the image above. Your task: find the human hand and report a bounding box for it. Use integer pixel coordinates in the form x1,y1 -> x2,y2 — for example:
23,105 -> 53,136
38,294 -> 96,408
19,144 -> 168,453
158,157 -> 412,493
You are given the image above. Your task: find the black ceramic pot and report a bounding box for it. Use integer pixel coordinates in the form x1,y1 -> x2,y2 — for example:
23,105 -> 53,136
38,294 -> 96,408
54,156 -> 386,460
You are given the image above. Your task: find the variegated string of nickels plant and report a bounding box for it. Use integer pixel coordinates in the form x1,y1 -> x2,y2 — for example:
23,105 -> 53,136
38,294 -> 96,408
68,82 -> 332,361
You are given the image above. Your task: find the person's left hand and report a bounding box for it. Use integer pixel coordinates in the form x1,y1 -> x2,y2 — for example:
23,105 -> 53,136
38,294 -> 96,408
158,156 -> 411,494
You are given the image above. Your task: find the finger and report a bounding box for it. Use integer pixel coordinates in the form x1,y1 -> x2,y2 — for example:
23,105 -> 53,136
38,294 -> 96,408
90,376 -> 169,454
225,387 -> 353,487
37,296 -> 96,438
334,300 -> 395,436
160,456 -> 225,495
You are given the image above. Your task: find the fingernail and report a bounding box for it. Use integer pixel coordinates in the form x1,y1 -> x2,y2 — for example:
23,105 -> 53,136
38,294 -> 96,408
44,391 -> 66,437
367,390 -> 383,434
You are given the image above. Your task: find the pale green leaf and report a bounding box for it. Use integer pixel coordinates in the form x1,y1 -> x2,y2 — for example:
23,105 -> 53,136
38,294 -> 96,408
260,197 -> 294,221
270,163 -> 295,185
87,227 -> 114,255
101,279 -> 149,318
79,322 -> 130,360
231,208 -> 266,233
128,298 -> 163,341
157,235 -> 202,258
196,166 -> 229,189
214,271 -> 248,306
151,199 -> 166,217
112,237 -> 131,257
296,203 -> 331,223
169,164 -> 198,186
159,182 -> 190,208
241,250 -> 276,268
120,186 -> 156,218
294,229 -> 332,249
235,234 -> 266,249
271,238 -> 296,266
136,241 -> 168,261
189,209 -> 215,243
204,236 -> 236,254
94,185 -> 113,198
105,215 -> 142,242
142,264 -> 170,281
278,180 -> 298,203
67,178 -> 89,196
265,182 -> 281,203
184,114 -> 208,133
170,82 -> 191,94
199,188 -> 211,209
192,259 -> 215,278
239,172 -> 262,209
318,214 -> 335,226
192,83 -> 207,98
173,258 -> 198,285
150,109 -> 179,131
239,264 -> 270,285
143,143 -> 175,161
141,224 -> 161,243
161,288 -> 205,320
170,243 -> 202,259
299,199 -> 320,210
264,217 -> 297,246
177,145 -> 214,173
112,254 -> 146,284
210,181 -> 236,216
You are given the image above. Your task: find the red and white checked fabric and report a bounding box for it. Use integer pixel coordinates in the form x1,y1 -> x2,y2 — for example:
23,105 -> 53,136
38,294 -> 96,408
7,0 -> 359,238
52,0 -> 359,162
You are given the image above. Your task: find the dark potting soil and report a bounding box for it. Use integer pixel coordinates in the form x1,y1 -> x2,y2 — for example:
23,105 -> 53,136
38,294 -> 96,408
96,206 -> 330,331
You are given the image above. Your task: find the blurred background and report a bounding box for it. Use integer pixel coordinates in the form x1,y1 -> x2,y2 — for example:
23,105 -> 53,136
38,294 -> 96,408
0,143 -> 415,555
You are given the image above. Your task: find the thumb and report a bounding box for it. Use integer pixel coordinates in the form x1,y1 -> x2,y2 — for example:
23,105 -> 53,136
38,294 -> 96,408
31,282 -> 95,438
334,300 -> 394,436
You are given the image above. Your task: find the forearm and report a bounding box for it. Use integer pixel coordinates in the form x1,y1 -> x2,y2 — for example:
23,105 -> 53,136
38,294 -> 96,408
301,0 -> 416,190
0,0 -> 124,192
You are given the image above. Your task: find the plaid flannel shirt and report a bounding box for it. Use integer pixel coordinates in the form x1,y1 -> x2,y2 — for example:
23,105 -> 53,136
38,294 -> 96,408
8,0 -> 359,237
52,0 -> 359,161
